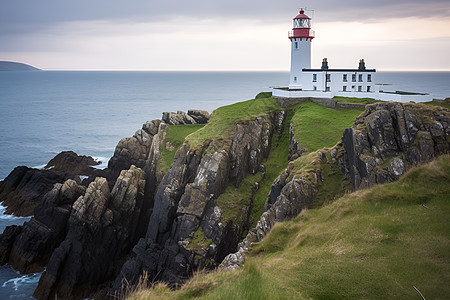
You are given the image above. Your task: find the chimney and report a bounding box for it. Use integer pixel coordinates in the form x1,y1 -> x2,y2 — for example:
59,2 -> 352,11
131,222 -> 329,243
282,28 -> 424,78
321,58 -> 329,70
358,59 -> 366,70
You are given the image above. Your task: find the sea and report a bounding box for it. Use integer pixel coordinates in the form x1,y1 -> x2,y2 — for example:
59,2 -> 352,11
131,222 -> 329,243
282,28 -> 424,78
0,70 -> 449,298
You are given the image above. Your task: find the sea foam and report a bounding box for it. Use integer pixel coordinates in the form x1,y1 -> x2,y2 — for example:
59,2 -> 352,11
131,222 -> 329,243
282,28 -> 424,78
2,272 -> 42,291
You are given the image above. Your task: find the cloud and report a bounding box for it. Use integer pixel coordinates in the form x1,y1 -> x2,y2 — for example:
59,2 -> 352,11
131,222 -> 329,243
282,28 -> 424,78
1,0 -> 449,70
1,0 -> 449,30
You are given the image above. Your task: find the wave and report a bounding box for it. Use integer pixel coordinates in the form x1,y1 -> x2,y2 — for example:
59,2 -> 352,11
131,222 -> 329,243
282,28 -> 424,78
92,156 -> 110,169
1,272 -> 42,292
0,205 -> 30,221
32,164 -> 47,170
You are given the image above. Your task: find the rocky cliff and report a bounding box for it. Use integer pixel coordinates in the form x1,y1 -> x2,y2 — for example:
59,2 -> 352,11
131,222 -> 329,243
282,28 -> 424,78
113,112 -> 284,292
0,100 -> 449,299
220,101 -> 450,269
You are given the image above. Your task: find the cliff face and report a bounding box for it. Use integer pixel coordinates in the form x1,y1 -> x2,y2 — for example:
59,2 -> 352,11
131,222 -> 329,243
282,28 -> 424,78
1,101 -> 449,299
220,102 -> 450,269
341,103 -> 450,189
114,112 -> 283,290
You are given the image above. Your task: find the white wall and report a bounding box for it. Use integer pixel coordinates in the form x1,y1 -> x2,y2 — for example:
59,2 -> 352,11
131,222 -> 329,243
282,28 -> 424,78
301,71 -> 375,93
271,88 -> 432,103
289,38 -> 311,88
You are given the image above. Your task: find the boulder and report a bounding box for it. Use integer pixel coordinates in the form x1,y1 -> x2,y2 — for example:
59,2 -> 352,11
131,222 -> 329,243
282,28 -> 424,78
187,110 -> 210,124
162,111 -> 196,125
44,151 -> 100,174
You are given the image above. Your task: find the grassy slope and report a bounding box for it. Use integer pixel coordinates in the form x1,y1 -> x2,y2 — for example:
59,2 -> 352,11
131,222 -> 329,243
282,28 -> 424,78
158,124 -> 205,174
290,101 -> 364,152
424,100 -> 450,110
129,155 -> 450,300
333,96 -> 381,104
216,101 -> 363,230
185,97 -> 281,151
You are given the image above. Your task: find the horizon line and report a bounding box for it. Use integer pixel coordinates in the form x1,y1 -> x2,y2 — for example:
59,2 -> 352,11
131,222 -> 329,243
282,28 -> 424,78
34,68 -> 450,72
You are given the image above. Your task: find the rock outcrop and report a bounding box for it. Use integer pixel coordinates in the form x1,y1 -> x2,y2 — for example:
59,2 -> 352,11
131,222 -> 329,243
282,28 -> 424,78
289,123 -> 307,161
188,110 -> 210,124
108,120 -> 161,173
44,151 -> 100,174
162,110 -> 210,125
113,113 -> 282,291
0,179 -> 86,273
34,166 -> 146,300
341,103 -> 450,189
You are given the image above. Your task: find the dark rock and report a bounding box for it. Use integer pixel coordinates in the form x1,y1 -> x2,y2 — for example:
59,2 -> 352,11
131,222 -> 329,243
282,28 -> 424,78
341,103 -> 450,189
0,180 -> 86,273
34,166 -> 146,300
0,225 -> 22,265
229,117 -> 272,186
0,166 -> 71,216
187,110 -> 210,124
113,113 -> 278,291
108,119 -> 161,173
44,151 -> 100,174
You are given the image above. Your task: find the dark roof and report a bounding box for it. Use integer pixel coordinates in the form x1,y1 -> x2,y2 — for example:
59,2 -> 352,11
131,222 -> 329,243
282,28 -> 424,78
302,69 -> 376,72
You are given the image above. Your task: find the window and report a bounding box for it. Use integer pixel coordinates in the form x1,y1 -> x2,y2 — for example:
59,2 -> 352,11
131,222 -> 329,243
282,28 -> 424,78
352,85 -> 355,90
358,86 -> 362,92
312,74 -> 317,82
367,74 -> 372,82
367,86 -> 371,92
294,42 -> 298,49
294,76 -> 297,82
358,74 -> 363,82
326,86 -> 330,92
313,85 -> 317,91
343,86 -> 347,91
326,74 -> 331,82
343,74 -> 348,82
352,74 -> 356,82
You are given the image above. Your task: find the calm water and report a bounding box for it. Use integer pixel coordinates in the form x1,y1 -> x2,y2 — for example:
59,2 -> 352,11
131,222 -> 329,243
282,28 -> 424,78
0,70 -> 449,298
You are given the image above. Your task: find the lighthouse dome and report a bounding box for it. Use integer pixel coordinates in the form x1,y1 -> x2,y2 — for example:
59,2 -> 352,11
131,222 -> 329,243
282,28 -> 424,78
294,9 -> 310,20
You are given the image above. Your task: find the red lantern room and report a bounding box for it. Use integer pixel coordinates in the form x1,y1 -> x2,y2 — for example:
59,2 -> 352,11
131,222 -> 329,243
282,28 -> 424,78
288,9 -> 314,40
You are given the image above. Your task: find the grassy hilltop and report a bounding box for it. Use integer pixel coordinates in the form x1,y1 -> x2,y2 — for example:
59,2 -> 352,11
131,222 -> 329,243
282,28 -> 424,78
129,94 -> 450,299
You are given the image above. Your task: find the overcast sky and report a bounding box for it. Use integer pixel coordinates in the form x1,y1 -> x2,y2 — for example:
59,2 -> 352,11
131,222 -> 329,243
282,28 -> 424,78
1,0 -> 449,70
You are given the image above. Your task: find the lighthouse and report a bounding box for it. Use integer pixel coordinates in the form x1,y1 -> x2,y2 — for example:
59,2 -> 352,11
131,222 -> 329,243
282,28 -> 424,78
271,9 -> 431,103
289,9 -> 314,89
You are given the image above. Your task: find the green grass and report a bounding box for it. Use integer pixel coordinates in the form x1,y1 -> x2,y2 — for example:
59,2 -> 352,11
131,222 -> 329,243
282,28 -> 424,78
185,98 -> 281,152
333,96 -> 381,104
290,101 -> 364,152
255,92 -> 273,99
129,154 -> 450,299
158,124 -> 205,173
216,172 -> 264,226
248,110 -> 292,229
424,100 -> 450,110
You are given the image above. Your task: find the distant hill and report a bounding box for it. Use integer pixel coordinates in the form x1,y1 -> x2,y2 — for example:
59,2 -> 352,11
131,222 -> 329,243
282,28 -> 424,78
0,61 -> 41,71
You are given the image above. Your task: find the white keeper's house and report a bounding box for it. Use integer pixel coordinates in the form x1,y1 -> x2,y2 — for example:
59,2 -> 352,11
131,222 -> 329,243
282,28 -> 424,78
271,9 -> 431,103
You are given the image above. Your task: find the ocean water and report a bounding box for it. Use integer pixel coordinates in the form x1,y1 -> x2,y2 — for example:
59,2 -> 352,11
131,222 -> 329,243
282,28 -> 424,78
0,70 -> 449,298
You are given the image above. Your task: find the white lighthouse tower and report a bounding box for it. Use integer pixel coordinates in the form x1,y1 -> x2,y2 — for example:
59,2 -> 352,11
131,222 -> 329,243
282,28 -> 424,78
289,9 -> 314,89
